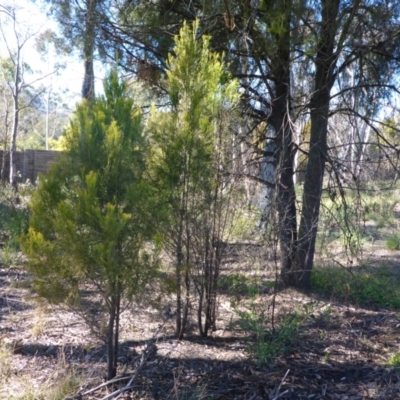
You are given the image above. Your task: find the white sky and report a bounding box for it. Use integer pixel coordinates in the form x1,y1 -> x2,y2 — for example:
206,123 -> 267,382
0,0 -> 104,108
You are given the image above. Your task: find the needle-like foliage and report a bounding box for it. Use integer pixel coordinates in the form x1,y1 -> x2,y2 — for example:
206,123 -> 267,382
22,70 -> 159,379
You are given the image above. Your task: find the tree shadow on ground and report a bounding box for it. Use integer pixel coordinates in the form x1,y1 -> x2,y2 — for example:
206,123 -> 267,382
12,301 -> 400,399
12,337 -> 400,399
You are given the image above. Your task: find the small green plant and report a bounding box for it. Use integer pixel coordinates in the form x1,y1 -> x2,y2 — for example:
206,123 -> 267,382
230,208 -> 259,240
237,310 -> 302,365
363,194 -> 397,224
219,273 -> 259,299
387,353 -> 400,367
386,233 -> 400,250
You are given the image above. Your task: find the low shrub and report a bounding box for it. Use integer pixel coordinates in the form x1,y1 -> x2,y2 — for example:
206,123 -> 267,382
236,310 -> 302,365
386,233 -> 400,250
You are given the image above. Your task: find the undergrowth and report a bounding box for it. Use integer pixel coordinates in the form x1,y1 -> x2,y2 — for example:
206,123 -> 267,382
0,344 -> 83,400
235,309 -> 303,365
311,264 -> 400,309
387,353 -> 400,367
386,233 -> 400,250
0,183 -> 31,267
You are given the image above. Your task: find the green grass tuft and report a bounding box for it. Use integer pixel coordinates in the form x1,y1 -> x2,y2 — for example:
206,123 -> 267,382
386,233 -> 400,250
236,310 -> 302,365
311,264 -> 400,309
387,353 -> 400,367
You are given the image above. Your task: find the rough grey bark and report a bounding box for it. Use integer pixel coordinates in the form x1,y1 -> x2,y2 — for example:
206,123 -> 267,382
1,95 -> 10,183
259,133 -> 278,227
9,46 -> 20,187
106,297 -> 117,380
81,0 -> 96,100
293,0 -> 340,288
267,1 -> 298,285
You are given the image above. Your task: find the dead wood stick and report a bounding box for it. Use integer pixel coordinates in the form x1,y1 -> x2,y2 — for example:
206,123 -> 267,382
64,323 -> 165,400
76,375 -> 133,397
271,369 -> 290,400
63,345 -> 151,400
99,341 -> 157,400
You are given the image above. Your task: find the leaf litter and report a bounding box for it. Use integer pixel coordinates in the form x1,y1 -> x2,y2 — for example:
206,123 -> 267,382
1,240 -> 400,399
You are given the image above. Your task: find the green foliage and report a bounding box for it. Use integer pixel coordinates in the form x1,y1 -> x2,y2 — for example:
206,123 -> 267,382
230,207 -> 259,241
311,264 -> 400,309
237,310 -> 302,365
387,353 -> 400,367
363,191 -> 397,225
0,184 -> 31,251
318,192 -> 365,258
21,70 -> 160,378
0,184 -> 31,268
318,186 -> 400,258
149,21 -> 239,205
148,20 -> 239,337
219,273 -> 259,299
386,233 -> 400,250
23,70 -> 156,302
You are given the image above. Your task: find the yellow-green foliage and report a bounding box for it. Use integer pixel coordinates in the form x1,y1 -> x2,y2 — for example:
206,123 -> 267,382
146,21 -> 239,337
362,192 -> 397,224
387,353 -> 400,367
148,20 -> 239,197
147,20 -> 239,238
21,69 -> 161,327
386,233 -> 400,250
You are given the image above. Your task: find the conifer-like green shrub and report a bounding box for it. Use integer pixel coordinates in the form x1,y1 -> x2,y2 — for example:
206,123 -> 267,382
22,70 -> 159,380
147,21 -> 239,338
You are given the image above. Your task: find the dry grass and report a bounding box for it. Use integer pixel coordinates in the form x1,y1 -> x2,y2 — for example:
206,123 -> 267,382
0,344 -> 83,400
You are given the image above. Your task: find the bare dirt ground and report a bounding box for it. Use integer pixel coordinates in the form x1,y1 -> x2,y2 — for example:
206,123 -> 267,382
1,239 -> 400,400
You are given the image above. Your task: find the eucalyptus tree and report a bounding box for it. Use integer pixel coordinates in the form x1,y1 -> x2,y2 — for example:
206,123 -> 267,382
0,4 -> 60,185
0,72 -> 12,183
44,0 -> 106,99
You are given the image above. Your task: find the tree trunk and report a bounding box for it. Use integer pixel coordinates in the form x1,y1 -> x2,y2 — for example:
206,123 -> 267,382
266,0 -> 298,286
1,102 -> 10,184
179,213 -> 191,340
275,103 -> 298,286
113,293 -> 120,376
9,92 -> 19,187
9,45 -> 20,187
106,297 -> 117,380
175,213 -> 183,337
82,0 -> 96,100
293,0 -> 340,289
259,133 -> 278,227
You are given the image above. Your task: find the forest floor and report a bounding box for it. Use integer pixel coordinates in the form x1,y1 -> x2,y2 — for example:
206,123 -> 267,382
1,231 -> 400,399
